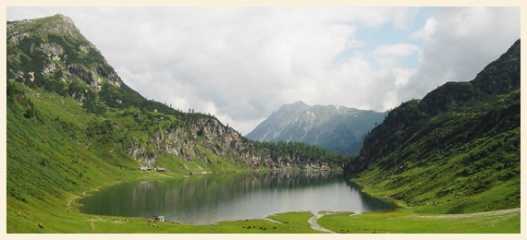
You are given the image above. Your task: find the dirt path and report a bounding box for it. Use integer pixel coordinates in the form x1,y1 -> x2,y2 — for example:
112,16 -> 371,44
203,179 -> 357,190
88,216 -> 103,232
66,193 -> 82,213
66,194 -> 79,207
308,211 -> 336,233
90,221 -> 95,232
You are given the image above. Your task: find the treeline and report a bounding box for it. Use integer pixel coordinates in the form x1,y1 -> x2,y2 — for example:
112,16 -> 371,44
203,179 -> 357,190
255,141 -> 353,165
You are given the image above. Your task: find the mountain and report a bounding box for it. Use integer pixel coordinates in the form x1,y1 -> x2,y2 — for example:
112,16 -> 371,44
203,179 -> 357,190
346,39 -> 520,214
246,101 -> 387,155
6,15 -> 353,232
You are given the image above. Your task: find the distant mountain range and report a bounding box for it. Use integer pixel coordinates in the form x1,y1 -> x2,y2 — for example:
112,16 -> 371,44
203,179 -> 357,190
246,101 -> 387,155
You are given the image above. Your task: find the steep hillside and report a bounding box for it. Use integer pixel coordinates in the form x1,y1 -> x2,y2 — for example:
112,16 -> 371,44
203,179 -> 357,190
246,101 -> 387,155
6,15 -> 352,232
346,40 -> 521,214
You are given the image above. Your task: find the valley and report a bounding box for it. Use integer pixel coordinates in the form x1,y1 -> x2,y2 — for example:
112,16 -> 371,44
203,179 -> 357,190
5,14 -> 521,234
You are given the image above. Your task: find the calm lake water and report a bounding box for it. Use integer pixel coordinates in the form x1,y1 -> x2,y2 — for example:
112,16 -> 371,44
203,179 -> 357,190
79,171 -> 395,224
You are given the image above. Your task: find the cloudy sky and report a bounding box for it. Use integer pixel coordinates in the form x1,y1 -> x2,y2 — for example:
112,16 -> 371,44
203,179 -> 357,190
7,6 -> 520,134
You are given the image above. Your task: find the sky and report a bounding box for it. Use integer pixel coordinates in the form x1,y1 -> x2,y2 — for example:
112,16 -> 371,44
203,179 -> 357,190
6,6 -> 521,135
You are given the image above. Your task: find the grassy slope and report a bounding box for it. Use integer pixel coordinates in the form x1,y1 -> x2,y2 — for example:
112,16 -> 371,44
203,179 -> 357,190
353,84 -> 520,213
349,91 -> 520,215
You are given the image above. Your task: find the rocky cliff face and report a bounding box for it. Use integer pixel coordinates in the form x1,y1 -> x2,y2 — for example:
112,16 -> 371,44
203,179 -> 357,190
122,116 -> 338,171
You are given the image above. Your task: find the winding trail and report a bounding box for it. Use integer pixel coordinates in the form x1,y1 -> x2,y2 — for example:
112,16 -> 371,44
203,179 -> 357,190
308,211 -> 336,233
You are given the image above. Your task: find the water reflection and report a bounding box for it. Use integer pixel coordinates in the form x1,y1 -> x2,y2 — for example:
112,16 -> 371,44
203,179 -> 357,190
79,171 -> 395,224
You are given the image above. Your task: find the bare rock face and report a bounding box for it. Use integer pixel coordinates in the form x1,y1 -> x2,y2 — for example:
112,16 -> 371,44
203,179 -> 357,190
37,42 -> 64,58
122,115 -> 343,171
68,65 -> 101,91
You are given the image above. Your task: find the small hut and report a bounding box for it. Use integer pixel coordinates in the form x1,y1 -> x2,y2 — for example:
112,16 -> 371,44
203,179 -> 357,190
155,216 -> 165,222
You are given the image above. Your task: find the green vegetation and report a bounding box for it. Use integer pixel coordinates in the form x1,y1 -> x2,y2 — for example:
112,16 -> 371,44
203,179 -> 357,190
176,212 -> 320,233
255,141 -> 352,166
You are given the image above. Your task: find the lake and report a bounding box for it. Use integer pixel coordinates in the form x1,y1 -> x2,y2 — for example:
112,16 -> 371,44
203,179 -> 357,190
79,171 -> 395,224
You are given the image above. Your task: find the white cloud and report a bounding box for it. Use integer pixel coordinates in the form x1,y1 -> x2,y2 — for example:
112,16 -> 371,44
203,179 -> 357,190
411,17 -> 437,41
373,44 -> 420,58
392,68 -> 416,88
400,7 -> 520,101
6,7 -> 520,135
392,7 -> 420,31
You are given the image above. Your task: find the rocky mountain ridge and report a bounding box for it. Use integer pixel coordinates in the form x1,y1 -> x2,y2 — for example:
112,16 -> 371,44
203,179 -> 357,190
246,100 -> 387,155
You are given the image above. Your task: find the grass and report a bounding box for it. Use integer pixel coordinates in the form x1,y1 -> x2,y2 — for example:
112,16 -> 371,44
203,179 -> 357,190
318,208 -> 520,233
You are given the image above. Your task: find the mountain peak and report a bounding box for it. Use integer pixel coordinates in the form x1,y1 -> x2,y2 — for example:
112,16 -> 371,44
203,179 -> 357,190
46,13 -> 74,23
292,100 -> 308,106
470,38 -> 520,95
43,14 -> 79,37
8,13 -> 81,41
285,100 -> 309,108
246,102 -> 387,155
276,100 -> 310,114
7,14 -> 123,99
